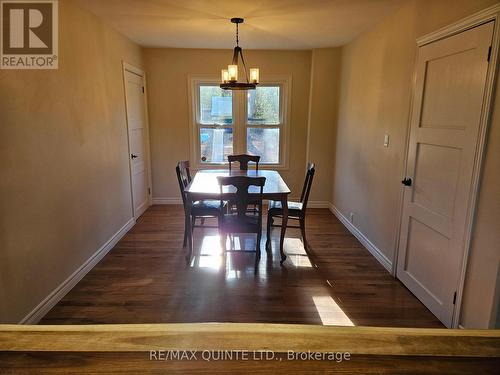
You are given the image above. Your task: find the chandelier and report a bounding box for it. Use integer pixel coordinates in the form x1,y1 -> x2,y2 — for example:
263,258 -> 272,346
220,18 -> 259,90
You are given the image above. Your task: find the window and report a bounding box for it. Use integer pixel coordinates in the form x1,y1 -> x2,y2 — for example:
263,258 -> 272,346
190,76 -> 289,168
246,86 -> 281,164
197,85 -> 233,163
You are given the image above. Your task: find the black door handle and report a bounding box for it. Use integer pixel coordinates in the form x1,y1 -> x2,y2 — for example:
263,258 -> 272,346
402,177 -> 412,186
131,154 -> 138,159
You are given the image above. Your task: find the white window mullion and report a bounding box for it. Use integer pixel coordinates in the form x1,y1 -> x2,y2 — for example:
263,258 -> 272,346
236,90 -> 246,154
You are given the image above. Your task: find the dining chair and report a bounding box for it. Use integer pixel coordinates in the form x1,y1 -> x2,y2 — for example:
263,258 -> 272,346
266,162 -> 315,252
217,175 -> 266,267
176,161 -> 220,248
228,154 -> 260,171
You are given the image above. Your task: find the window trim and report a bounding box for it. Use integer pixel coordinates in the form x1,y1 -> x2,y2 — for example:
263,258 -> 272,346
244,81 -> 287,166
188,74 -> 291,170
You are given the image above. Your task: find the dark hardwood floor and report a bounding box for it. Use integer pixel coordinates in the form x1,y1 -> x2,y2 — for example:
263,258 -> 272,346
40,205 -> 443,327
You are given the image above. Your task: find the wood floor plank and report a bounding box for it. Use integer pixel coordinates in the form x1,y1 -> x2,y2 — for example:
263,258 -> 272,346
1,352 -> 499,374
1,323 -> 499,373
40,206 -> 443,328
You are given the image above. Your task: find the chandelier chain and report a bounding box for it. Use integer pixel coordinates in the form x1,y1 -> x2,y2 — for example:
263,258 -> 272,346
236,22 -> 239,46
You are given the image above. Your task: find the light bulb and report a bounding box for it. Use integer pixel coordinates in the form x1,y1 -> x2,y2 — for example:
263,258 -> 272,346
250,68 -> 259,84
221,69 -> 229,83
228,65 -> 238,81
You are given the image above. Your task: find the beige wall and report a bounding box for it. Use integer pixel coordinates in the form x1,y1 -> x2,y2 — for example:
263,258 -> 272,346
333,0 -> 500,328
1,0 -> 497,329
306,48 -> 342,203
0,0 -> 142,323
143,48 -> 312,201
462,78 -> 500,329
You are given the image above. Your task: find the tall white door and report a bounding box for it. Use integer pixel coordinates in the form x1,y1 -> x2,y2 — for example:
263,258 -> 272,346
124,68 -> 151,218
397,22 -> 494,327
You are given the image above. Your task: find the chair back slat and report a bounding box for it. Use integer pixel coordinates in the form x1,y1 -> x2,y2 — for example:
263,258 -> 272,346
300,162 -> 316,213
228,154 -> 260,171
217,176 -> 266,219
176,161 -> 191,207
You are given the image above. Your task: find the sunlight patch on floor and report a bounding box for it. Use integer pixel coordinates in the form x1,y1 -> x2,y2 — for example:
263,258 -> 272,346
197,254 -> 223,269
312,296 -> 355,326
199,235 -> 222,255
289,254 -> 313,267
285,238 -> 312,267
193,234 -> 260,273
195,235 -> 223,269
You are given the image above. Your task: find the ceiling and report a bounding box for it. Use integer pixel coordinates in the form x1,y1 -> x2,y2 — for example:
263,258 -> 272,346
78,0 -> 406,49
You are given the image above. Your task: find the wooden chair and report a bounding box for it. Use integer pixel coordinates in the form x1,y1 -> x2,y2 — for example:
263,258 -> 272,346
217,176 -> 266,267
176,161 -> 220,248
228,154 -> 260,171
228,154 -> 261,214
266,162 -> 315,252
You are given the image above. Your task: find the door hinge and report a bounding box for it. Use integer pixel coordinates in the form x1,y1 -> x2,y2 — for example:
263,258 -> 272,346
148,187 -> 151,195
142,86 -> 145,93
453,291 -> 457,305
487,46 -> 492,62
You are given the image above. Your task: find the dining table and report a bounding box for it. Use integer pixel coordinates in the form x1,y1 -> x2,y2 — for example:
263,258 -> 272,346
184,169 -> 291,265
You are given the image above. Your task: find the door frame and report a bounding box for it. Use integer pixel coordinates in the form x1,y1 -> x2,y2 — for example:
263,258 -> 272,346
394,3 -> 500,328
122,61 -> 153,219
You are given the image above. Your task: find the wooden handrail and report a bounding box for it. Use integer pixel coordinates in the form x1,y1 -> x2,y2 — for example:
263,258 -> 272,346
1,323 -> 499,357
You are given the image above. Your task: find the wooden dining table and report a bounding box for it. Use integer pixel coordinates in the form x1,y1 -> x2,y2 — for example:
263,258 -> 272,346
184,169 -> 291,265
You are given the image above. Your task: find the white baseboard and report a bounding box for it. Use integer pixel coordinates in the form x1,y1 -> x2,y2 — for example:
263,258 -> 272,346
328,203 -> 392,273
152,197 -> 182,205
152,197 -> 330,208
19,218 -> 135,324
307,200 -> 330,208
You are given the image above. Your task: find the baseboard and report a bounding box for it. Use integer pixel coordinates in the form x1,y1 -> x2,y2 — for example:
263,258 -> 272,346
19,218 -> 135,324
328,203 -> 392,273
152,197 -> 182,205
152,197 -> 329,208
307,200 -> 330,208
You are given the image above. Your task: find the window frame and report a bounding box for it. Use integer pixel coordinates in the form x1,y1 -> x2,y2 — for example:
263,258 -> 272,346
189,74 -> 291,170
244,82 -> 285,165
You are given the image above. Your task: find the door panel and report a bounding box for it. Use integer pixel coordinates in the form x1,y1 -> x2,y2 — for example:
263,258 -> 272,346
421,49 -> 481,129
412,143 -> 461,218
405,217 -> 449,304
397,22 -> 494,327
124,69 -> 150,218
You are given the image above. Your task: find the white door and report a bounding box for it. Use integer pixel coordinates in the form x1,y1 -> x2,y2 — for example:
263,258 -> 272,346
124,68 -> 151,218
397,22 -> 494,327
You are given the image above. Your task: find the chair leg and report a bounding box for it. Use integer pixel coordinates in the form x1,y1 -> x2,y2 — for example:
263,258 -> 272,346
256,231 -> 262,258
255,231 -> 262,269
183,213 -> 189,248
266,213 -> 272,252
300,217 -> 308,251
185,215 -> 194,266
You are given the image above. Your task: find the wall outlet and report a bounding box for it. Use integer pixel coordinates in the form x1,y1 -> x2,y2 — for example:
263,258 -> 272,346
349,212 -> 354,223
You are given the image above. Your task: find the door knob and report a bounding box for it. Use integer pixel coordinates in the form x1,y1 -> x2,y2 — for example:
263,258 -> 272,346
131,154 -> 138,159
402,177 -> 412,186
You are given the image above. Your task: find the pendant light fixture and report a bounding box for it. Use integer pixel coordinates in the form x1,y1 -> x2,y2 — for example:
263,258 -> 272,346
220,18 -> 259,90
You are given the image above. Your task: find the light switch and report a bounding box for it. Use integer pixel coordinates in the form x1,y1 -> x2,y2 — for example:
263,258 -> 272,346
384,133 -> 390,148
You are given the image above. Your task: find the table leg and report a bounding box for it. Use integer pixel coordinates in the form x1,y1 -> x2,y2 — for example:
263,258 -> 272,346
185,198 -> 193,266
279,195 -> 288,263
